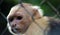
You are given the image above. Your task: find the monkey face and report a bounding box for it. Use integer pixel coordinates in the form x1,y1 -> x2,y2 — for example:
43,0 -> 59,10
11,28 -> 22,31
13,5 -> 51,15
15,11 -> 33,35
7,7 -> 32,34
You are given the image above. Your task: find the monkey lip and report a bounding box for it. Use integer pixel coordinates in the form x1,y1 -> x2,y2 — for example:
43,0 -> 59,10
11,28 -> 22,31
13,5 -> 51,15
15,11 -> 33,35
11,28 -> 22,34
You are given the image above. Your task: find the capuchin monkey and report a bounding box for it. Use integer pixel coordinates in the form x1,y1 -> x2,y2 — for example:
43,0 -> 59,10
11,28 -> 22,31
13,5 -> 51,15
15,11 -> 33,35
7,3 -> 60,35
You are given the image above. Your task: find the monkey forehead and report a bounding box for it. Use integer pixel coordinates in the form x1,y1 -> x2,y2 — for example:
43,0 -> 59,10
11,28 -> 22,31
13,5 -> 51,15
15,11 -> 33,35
7,4 -> 32,17
10,3 -> 32,12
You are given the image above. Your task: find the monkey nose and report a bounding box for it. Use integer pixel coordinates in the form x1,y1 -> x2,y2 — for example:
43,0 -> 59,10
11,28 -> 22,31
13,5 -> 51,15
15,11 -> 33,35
11,24 -> 16,28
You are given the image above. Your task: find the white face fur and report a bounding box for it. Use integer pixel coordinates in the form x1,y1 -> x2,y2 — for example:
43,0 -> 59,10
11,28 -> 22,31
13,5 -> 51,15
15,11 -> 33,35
7,3 -> 43,35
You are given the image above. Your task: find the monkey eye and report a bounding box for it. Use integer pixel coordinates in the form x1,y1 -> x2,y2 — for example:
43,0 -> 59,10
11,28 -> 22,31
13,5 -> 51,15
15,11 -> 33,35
16,16 -> 23,20
8,17 -> 14,22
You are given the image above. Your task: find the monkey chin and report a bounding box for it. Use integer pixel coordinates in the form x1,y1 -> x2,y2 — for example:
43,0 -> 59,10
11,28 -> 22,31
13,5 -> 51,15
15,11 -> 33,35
7,23 -> 25,35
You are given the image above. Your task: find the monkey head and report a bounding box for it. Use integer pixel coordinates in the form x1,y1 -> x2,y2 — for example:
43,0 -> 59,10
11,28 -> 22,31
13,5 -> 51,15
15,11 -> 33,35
7,3 -> 43,35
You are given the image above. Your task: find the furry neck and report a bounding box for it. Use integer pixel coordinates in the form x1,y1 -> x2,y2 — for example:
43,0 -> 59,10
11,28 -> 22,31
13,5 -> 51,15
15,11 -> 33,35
23,16 -> 50,35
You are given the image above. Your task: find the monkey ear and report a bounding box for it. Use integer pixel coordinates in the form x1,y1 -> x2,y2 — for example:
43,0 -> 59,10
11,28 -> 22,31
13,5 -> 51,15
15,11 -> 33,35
32,6 -> 43,19
32,9 -> 41,19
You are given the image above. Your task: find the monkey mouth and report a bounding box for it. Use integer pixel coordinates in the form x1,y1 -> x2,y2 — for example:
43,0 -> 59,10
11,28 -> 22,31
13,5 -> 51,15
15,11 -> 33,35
11,29 -> 20,34
11,28 -> 21,34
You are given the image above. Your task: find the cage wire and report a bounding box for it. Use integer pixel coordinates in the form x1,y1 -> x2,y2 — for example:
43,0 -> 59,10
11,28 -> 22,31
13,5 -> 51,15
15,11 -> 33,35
0,0 -> 60,35
0,10 -> 7,35
47,1 -> 60,17
0,0 -> 8,35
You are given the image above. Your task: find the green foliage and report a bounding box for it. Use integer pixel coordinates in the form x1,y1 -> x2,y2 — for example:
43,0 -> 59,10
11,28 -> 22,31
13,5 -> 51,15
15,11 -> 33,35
49,0 -> 60,7
23,0 -> 42,5
41,3 -> 55,16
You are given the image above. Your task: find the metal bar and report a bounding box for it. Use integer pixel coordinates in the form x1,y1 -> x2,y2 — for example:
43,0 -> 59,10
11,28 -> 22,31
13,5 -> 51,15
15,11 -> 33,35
40,0 -> 46,5
47,1 -> 60,17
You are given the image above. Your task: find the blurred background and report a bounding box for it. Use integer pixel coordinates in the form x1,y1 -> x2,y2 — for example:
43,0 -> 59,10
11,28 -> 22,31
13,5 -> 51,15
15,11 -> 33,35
0,0 -> 60,35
